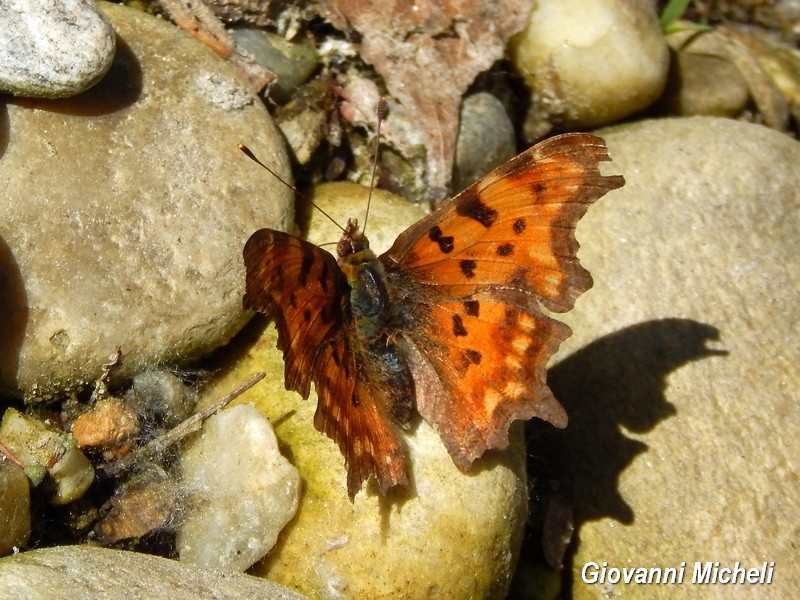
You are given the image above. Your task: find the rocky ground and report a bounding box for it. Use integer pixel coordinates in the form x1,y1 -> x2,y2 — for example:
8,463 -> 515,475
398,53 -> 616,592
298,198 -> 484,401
1,1 -> 798,599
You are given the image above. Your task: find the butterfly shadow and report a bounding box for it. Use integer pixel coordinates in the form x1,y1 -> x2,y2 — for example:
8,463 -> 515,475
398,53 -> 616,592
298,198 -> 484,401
0,235 -> 28,403
510,318 -> 728,598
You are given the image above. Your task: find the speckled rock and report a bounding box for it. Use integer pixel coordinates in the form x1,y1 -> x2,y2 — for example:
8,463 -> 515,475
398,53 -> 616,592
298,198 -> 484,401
0,0 -> 115,98
0,545 -> 309,600
177,404 -> 300,572
0,2 -> 293,399
521,117 -> 800,598
199,182 -> 530,599
511,0 -> 669,137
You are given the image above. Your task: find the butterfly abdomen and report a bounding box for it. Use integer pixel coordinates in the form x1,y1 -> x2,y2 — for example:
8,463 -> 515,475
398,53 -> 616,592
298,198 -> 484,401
340,249 -> 414,427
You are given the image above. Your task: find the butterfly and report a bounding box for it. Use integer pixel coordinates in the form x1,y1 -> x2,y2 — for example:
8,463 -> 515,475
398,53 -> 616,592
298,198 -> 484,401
243,133 -> 624,500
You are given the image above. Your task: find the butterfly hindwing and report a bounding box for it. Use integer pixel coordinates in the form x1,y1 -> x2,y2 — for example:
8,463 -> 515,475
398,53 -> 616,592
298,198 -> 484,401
400,290 -> 570,469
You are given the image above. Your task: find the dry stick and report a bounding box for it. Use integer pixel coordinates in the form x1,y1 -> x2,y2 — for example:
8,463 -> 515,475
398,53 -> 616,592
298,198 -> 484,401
155,0 -> 275,93
98,371 -> 266,477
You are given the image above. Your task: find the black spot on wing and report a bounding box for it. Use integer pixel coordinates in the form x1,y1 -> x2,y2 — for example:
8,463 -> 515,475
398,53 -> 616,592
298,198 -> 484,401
496,243 -> 514,256
318,260 -> 329,292
460,259 -> 477,279
452,315 -> 468,337
463,300 -> 480,317
464,349 -> 482,365
513,218 -> 526,235
456,194 -> 498,228
458,348 -> 483,374
428,225 -> 455,254
320,302 -> 337,325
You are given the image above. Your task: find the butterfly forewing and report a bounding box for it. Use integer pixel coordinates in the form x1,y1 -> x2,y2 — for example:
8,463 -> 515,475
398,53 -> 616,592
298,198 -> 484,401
243,230 -> 348,396
382,133 -> 625,313
244,229 -> 407,499
381,133 -> 624,470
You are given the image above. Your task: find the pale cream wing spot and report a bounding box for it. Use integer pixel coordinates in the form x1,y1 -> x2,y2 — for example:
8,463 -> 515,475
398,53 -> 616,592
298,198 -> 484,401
517,313 -> 537,332
512,335 -> 532,354
503,380 -> 525,397
505,354 -> 523,371
483,389 -> 504,415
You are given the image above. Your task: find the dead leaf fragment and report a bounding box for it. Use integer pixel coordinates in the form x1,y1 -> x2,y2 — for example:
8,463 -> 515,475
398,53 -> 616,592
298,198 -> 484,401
314,0 -> 533,202
95,478 -> 179,544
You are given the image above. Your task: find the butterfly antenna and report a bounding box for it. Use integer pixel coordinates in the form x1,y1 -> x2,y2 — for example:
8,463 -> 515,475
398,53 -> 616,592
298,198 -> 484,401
238,144 -> 346,234
362,97 -> 386,236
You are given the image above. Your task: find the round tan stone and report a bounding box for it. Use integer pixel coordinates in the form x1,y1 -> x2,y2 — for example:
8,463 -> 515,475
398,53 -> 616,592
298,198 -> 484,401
0,2 -> 292,399
511,0 -> 669,132
529,117 -> 799,597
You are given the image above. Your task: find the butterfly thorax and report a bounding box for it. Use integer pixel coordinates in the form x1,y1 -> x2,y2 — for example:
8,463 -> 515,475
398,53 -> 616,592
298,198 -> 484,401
337,219 -> 394,339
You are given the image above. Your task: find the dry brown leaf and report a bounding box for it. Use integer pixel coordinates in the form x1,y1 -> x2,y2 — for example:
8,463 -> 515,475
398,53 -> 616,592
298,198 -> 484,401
94,478 -> 179,544
314,0 -> 532,203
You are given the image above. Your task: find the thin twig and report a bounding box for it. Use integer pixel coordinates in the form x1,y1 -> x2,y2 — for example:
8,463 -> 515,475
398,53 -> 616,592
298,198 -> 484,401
155,0 -> 276,93
98,371 -> 266,477
0,439 -> 26,469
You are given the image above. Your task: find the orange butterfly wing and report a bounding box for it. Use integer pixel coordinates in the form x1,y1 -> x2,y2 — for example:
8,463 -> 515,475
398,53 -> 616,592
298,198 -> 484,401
243,231 -> 407,498
382,133 -> 625,468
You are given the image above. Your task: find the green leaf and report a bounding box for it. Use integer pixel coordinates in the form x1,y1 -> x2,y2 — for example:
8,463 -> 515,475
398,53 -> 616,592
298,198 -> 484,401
660,0 -> 693,31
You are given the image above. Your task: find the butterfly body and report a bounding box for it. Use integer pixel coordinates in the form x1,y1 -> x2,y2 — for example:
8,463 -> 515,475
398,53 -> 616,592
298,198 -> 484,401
337,224 -> 397,342
244,133 -> 625,499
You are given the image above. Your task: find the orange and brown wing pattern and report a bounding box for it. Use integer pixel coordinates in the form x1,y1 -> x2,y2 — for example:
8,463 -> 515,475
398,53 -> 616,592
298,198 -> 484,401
312,334 -> 409,499
243,229 -> 348,397
243,229 -> 407,499
383,133 -> 624,468
403,290 -> 570,469
383,133 -> 625,313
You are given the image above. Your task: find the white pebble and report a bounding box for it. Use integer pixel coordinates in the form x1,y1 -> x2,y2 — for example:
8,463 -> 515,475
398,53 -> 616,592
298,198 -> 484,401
0,0 -> 115,98
177,404 -> 300,572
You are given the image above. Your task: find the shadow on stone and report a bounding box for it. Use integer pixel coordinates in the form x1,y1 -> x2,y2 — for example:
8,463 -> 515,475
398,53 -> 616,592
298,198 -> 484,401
0,103 -> 8,158
511,318 -> 728,598
0,235 -> 28,398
